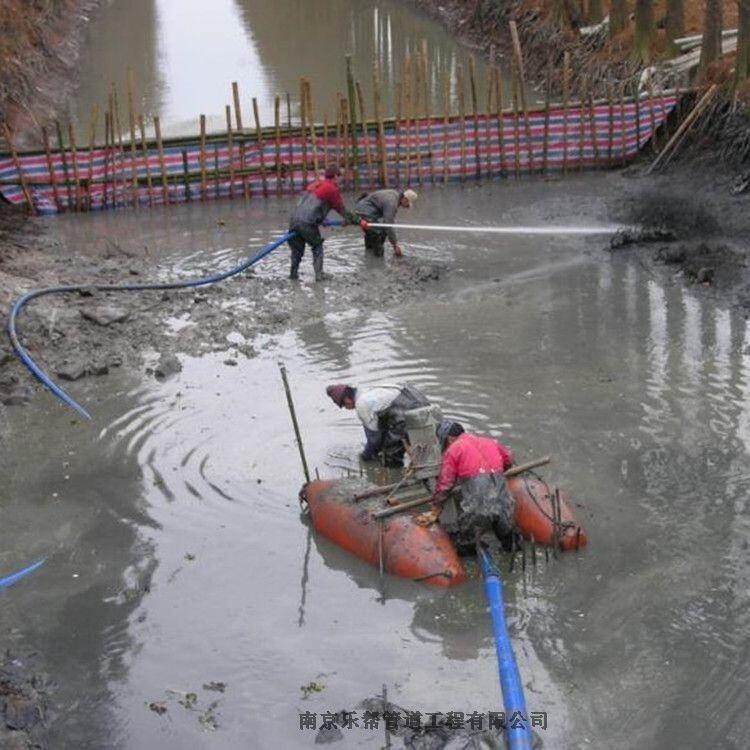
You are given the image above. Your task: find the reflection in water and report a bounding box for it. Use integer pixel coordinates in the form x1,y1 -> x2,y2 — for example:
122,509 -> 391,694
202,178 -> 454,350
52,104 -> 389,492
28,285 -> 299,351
73,0 -> 490,137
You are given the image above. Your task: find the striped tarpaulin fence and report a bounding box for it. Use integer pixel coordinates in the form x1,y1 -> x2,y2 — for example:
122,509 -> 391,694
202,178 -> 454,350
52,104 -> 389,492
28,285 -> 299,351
0,96 -> 676,215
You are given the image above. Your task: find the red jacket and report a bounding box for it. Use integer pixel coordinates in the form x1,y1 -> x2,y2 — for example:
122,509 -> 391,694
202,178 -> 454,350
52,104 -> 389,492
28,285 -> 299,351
290,177 -> 345,226
435,433 -> 514,494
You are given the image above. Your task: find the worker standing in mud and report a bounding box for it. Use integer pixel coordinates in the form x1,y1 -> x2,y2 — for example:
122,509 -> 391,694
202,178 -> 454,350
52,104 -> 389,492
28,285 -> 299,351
288,165 -> 358,282
326,382 -> 432,467
355,188 -> 418,257
416,421 -> 515,546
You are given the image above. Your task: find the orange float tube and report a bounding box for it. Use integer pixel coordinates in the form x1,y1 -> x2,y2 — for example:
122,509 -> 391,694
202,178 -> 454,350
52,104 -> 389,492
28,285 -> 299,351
303,480 -> 467,587
508,476 -> 588,551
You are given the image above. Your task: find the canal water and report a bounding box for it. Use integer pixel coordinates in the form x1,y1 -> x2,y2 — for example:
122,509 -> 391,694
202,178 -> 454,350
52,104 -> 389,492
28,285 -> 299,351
72,0 -> 493,138
3,173 -> 750,749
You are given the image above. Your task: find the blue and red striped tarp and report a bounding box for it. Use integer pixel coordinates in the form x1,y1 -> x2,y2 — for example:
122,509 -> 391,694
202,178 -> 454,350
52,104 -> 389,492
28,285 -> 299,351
0,96 -> 676,215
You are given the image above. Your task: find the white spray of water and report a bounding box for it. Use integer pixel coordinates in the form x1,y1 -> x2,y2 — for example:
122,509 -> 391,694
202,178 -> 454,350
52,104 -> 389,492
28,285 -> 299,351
368,222 -> 624,236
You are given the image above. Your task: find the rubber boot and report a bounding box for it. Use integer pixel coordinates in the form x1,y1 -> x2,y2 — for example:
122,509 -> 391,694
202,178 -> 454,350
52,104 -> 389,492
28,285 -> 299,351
313,247 -> 330,281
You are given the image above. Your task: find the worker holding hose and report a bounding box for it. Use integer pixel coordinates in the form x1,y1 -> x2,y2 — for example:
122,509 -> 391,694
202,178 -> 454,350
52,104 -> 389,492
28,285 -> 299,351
288,164 -> 359,282
417,420 -> 515,547
326,382 -> 432,467
355,188 -> 417,257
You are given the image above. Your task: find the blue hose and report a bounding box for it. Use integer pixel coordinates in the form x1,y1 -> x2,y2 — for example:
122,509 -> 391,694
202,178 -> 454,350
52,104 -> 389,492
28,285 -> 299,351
7,230 -> 295,419
0,559 -> 45,590
479,547 -> 534,750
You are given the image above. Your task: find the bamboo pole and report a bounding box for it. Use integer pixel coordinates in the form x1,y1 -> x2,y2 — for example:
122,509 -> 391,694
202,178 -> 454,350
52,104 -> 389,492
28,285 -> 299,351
619,84 -> 627,166
103,111 -> 110,208
562,51 -> 570,175
111,84 -> 130,205
412,50 -> 424,185
607,80 -> 615,166
225,104 -> 235,199
510,65 -> 521,178
213,145 -> 220,198
457,64 -> 467,182
646,70 -> 658,152
469,55 -> 481,178
279,363 -> 311,484
299,79 -> 309,186
323,114 -> 330,170
181,149 -> 191,201
153,114 -> 169,204
341,96 -> 351,188
578,77 -> 587,170
495,67 -> 506,175
356,80 -> 375,189
633,78 -> 642,152
403,52 -> 413,185
274,94 -> 281,196
66,121 -> 82,212
199,114 -> 207,200
442,75 -> 450,183
510,21 -> 535,172
41,126 -> 62,212
107,92 -> 116,206
345,56 -> 360,191
138,114 -> 154,207
3,125 -> 35,215
484,65 -> 495,176
55,120 -> 73,210
286,92 -> 293,189
252,97 -> 268,197
303,80 -> 318,174
126,68 -> 139,206
421,39 -> 436,183
86,104 -> 98,210
588,89 -> 600,166
394,81 -> 403,185
373,60 -> 388,185
232,81 -> 249,199
542,61 -> 551,174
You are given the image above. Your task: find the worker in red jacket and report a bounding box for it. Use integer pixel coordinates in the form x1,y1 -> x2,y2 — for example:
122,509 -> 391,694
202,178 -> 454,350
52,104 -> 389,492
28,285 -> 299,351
288,164 -> 358,282
417,420 -> 515,543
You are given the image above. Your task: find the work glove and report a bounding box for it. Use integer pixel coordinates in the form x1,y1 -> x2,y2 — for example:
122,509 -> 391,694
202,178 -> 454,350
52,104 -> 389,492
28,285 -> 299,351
359,218 -> 370,232
392,244 -> 403,258
343,211 -> 360,226
415,508 -> 440,527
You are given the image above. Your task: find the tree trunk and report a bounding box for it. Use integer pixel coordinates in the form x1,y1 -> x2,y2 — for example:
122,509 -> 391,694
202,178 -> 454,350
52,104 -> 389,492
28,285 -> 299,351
736,0 -> 750,85
633,0 -> 655,63
665,0 -> 685,56
699,0 -> 723,73
610,0 -> 628,37
588,0 -> 603,24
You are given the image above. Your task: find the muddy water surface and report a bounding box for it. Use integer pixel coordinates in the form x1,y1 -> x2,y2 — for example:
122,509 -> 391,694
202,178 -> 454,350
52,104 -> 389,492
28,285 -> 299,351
2,174 -> 750,749
72,0 -> 492,137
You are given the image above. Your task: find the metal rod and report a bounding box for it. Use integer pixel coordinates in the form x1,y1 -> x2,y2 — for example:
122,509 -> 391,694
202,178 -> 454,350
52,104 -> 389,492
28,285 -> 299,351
279,363 -> 311,483
365,223 -> 619,236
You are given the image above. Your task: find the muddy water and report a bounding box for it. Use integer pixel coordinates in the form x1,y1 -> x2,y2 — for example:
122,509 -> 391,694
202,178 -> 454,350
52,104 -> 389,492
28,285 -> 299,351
2,174 -> 750,748
72,0 -> 492,138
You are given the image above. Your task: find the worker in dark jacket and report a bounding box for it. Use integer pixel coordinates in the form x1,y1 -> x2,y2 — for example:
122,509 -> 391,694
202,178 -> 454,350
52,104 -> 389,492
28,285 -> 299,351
326,382 -> 431,466
416,420 -> 515,545
355,188 -> 418,257
288,165 -> 357,281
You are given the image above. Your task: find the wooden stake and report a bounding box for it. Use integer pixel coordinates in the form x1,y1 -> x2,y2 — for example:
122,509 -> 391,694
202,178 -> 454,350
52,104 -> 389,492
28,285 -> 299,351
213,145 -> 220,198
356,80 -> 375,189
86,104 -> 98,210
181,148 -> 191,202
153,114 -> 169,205
323,114 -> 330,170
495,67 -> 506,175
403,53 -> 413,185
55,121 -> 73,210
286,92 -> 293,190
3,124 -> 35,214
138,114 -> 154,207
646,70 -> 658,152
252,97 -> 268,197
126,68 -> 139,206
302,81 -> 317,174
199,114 -> 207,200
111,84 -> 130,205
41,126 -> 61,212
394,81 -> 403,185
442,74 -> 450,183
225,104 -> 235,199
607,80 -> 615,166
510,21 -> 535,172
341,96 -> 351,188
412,50 -> 424,185
67,121 -> 82,212
299,79 -> 309,186
274,94 -> 282,196
562,52 -> 570,175
232,81 -> 249,199
457,64 -> 467,182
373,60 -> 388,185
107,92 -> 116,206
633,78 -> 642,152
279,364 -> 311,484
345,56 -> 360,191
588,89 -> 600,166
578,78 -> 587,170
469,55 -> 481,178
103,111 -> 110,208
619,84 -> 627,166
510,65 -> 521,178
421,39 -> 436,183
543,60 -> 551,174
484,65 -> 495,176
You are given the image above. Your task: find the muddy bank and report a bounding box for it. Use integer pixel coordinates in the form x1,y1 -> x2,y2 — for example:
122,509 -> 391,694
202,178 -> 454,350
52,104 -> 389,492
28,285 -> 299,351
0,651 -> 48,749
0,0 -> 100,142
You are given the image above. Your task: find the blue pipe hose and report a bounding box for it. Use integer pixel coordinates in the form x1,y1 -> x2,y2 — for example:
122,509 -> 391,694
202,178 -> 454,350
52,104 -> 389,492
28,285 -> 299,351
0,559 -> 45,590
479,547 -> 534,750
7,230 -> 295,419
